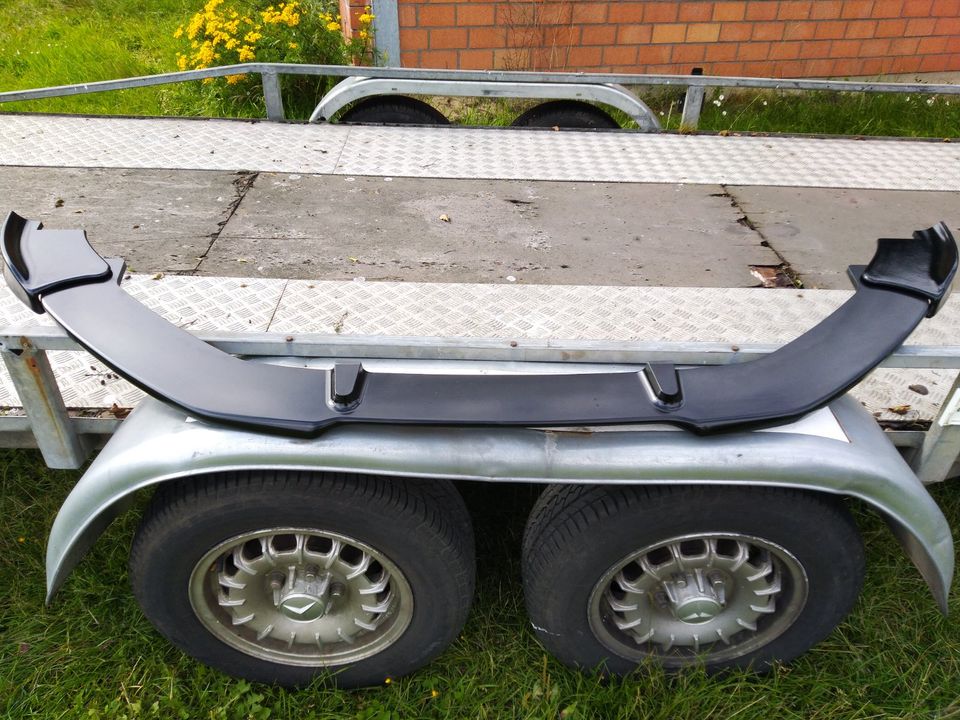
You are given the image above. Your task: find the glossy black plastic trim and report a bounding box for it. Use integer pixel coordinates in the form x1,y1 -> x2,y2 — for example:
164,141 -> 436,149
1,212 -> 112,313
861,222 -> 957,317
2,211 -> 955,437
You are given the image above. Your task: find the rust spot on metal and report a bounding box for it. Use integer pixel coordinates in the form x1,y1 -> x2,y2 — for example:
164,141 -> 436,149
11,340 -> 73,446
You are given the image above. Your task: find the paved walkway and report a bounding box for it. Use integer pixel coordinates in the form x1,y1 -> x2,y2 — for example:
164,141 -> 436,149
0,114 -> 957,290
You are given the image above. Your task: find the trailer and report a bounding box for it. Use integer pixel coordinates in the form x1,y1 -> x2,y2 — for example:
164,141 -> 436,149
0,207 -> 957,688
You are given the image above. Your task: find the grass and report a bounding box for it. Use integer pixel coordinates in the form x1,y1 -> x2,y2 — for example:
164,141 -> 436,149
3,449 -> 960,719
0,0 -> 193,116
655,88 -> 960,138
1,1 -> 959,134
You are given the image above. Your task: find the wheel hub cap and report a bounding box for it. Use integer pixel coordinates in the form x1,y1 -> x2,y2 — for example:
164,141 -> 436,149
279,593 -> 326,621
589,533 -> 808,665
661,569 -> 725,624
188,529 -> 414,667
275,568 -> 332,622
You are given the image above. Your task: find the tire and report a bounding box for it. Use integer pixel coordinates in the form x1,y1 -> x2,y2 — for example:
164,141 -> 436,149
338,96 -> 450,125
511,100 -> 620,129
129,470 -> 475,688
522,484 -> 864,674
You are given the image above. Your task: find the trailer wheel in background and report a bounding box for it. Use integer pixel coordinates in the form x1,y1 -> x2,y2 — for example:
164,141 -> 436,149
129,471 -> 474,688
522,484 -> 864,674
338,96 -> 450,125
510,100 -> 620,129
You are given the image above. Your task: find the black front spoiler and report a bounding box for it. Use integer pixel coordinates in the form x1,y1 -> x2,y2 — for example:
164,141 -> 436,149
2,211 -> 956,437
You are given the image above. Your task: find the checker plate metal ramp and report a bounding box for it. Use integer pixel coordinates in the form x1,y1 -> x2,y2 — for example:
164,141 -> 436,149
0,276 -> 955,424
2,115 -> 959,190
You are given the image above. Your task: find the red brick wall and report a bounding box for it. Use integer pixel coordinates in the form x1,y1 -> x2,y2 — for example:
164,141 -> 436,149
342,0 -> 369,35
395,0 -> 960,77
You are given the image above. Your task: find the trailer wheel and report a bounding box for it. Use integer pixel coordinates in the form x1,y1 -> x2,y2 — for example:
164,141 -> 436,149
338,96 -> 450,125
129,471 -> 474,688
522,485 -> 863,674
511,100 -> 620,129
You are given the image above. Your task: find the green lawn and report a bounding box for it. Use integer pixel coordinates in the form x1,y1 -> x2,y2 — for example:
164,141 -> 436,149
0,0 -> 193,116
2,450 -> 960,719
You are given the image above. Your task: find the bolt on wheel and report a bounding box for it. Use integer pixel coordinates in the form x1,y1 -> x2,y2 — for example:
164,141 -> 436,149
589,533 -> 807,665
130,471 -> 475,687
523,484 -> 864,674
189,529 -> 413,667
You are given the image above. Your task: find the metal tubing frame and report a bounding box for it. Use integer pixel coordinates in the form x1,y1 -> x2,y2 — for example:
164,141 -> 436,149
0,337 -> 89,468
0,322 -> 957,475
681,85 -> 706,130
308,76 -> 661,130
917,372 -> 960,484
260,69 -> 286,121
371,0 -> 400,68
2,63 -> 958,128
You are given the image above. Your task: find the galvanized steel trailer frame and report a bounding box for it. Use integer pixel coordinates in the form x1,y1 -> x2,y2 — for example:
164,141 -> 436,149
1,324 -> 958,485
1,63 -> 959,129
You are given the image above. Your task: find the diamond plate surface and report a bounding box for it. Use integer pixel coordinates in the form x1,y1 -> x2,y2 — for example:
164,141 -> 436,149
269,281 -> 853,341
269,280 -> 960,422
123,274 -> 286,332
332,126 -> 960,190
0,275 -> 286,409
0,272 -> 955,421
0,115 -> 348,173
49,351 -> 144,409
2,114 -> 959,190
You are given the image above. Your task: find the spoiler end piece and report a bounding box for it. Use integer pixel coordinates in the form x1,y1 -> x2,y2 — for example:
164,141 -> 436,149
861,221 -> 958,317
2,211 -> 112,314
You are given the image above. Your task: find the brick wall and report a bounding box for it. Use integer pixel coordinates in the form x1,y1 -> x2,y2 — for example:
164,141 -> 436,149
394,0 -> 960,77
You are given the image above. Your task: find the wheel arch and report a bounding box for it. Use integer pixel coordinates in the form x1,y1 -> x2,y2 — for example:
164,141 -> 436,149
47,396 -> 952,612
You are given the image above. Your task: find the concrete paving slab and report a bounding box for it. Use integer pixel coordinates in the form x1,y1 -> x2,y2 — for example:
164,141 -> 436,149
0,167 -> 238,273
728,186 -> 960,289
208,174 -> 780,286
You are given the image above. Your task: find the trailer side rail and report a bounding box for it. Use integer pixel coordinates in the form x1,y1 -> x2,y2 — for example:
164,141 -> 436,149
0,323 -> 956,481
1,64 -> 959,128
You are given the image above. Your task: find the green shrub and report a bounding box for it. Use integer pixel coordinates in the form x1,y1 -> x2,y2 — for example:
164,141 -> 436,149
174,0 -> 374,117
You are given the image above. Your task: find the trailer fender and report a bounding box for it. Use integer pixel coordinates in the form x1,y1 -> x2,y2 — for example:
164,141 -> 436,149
46,395 -> 953,612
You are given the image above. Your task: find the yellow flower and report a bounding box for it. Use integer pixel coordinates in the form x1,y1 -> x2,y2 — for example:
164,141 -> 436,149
359,13 -> 374,24
173,25 -> 184,39
226,73 -> 246,84
358,29 -> 368,39
384,677 -> 392,685
430,689 -> 439,698
326,20 -> 340,31
244,31 -> 262,43
176,53 -> 188,70
238,45 -> 255,62
288,42 -> 298,49
195,42 -> 215,66
186,13 -> 204,39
